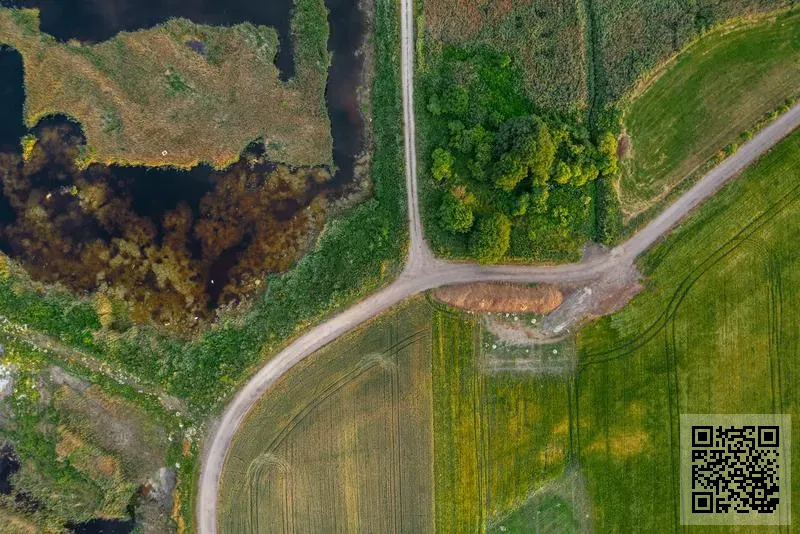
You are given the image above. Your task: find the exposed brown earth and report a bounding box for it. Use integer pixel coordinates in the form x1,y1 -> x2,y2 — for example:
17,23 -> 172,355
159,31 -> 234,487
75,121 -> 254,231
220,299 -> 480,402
433,282 -> 563,314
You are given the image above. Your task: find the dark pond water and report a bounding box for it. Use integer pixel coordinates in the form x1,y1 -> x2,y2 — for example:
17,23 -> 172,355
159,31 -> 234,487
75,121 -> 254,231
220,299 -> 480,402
69,518 -> 135,534
0,445 -> 20,495
0,45 -> 25,152
0,0 -> 367,315
7,0 -> 297,79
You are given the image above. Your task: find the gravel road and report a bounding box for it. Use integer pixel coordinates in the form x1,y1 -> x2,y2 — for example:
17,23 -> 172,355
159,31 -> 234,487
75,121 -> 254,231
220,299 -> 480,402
195,0 -> 800,529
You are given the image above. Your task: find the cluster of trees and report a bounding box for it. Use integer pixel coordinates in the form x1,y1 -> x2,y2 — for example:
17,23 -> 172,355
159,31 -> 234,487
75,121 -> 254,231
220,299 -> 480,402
427,78 -> 619,262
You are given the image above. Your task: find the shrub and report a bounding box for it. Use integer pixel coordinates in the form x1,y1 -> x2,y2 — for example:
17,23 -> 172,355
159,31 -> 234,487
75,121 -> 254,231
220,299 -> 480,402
470,213 -> 511,263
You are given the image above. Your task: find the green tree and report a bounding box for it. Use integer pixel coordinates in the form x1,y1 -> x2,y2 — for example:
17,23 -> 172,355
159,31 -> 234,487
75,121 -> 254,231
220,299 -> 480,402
431,148 -> 455,182
554,161 -> 572,184
438,188 -> 475,233
597,131 -> 619,176
441,84 -> 469,117
494,152 -> 527,191
494,115 -> 556,188
470,213 -> 511,263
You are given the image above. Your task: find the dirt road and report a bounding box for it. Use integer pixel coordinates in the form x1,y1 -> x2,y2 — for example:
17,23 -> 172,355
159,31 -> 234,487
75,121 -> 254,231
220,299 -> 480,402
195,0 -> 800,529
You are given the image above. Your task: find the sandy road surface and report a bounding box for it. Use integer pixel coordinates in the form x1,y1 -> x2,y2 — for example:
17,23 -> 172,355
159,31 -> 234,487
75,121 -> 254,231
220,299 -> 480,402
195,0 -> 800,528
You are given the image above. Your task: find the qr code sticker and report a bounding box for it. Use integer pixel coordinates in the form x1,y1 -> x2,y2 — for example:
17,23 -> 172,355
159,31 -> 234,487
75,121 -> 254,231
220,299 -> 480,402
680,414 -> 791,526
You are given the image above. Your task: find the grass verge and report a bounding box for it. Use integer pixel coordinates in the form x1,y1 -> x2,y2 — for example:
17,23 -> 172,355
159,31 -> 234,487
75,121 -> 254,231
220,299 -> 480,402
619,8 -> 800,221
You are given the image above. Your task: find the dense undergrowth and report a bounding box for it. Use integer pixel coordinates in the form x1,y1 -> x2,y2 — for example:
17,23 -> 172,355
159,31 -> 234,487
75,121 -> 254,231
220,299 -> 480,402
417,44 -> 619,263
0,0 -> 406,413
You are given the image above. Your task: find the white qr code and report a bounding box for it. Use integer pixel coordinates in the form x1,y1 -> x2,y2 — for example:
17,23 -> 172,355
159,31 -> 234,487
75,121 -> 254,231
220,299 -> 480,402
680,414 -> 791,526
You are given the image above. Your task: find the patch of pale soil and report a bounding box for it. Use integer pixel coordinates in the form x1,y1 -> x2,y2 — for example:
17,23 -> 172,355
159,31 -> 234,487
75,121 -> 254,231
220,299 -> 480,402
433,282 -> 563,314
617,132 -> 632,160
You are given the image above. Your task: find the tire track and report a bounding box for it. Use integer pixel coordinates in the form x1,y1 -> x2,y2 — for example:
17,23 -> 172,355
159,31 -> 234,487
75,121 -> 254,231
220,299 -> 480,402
579,180 -> 800,368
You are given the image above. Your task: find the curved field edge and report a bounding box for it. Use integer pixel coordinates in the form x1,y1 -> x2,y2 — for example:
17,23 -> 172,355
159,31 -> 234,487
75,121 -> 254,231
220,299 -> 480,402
576,126 -> 800,531
618,7 -> 800,228
0,0 -> 406,412
217,297 -> 435,533
0,4 -> 332,169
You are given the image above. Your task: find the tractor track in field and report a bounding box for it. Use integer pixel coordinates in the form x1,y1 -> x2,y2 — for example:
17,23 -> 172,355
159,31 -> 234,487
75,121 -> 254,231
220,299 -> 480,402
196,0 -> 800,529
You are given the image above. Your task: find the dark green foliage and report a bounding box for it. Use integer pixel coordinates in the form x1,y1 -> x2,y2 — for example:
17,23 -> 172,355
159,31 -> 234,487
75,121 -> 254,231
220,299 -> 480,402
471,213 -> 511,263
595,175 -> 622,245
493,116 -> 555,189
0,278 -> 100,349
419,45 -> 616,262
439,188 -> 475,233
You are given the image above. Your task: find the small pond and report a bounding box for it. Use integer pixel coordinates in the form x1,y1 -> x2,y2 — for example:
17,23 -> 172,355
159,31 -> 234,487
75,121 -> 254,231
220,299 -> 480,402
0,0 -> 368,324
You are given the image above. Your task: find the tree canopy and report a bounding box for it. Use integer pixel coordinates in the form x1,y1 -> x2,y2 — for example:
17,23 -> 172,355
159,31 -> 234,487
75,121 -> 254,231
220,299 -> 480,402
423,46 -> 619,262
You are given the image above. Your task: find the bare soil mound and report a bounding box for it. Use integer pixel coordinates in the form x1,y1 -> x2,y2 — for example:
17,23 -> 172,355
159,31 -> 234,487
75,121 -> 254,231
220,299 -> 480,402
433,282 -> 563,314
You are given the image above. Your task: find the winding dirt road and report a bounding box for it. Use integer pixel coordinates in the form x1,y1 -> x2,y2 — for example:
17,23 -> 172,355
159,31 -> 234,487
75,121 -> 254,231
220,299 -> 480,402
196,0 -> 800,529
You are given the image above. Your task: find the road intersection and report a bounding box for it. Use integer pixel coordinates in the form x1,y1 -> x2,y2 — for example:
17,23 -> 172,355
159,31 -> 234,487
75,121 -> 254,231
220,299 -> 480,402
195,0 -> 800,529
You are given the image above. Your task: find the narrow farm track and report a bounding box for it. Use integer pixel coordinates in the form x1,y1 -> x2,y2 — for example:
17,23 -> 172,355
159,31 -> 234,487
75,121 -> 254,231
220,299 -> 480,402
196,0 -> 800,529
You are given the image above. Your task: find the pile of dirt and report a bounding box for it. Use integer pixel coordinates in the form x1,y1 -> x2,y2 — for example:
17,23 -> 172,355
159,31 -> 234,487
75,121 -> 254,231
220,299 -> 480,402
433,282 -> 563,314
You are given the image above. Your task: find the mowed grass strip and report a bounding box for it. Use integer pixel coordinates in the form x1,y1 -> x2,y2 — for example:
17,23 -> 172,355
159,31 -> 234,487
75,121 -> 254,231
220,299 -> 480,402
0,5 -> 331,169
218,298 -> 435,533
619,9 -> 800,220
577,129 -> 800,531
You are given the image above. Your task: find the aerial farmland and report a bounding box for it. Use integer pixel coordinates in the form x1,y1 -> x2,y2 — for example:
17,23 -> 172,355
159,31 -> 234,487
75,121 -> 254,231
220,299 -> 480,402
0,0 -> 798,532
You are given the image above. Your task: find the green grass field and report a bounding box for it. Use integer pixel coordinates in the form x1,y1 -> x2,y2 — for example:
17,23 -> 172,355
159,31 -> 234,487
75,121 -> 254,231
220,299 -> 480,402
590,0 -> 791,103
431,304 -> 573,531
218,298 -> 436,533
619,8 -> 800,221
577,127 -> 800,531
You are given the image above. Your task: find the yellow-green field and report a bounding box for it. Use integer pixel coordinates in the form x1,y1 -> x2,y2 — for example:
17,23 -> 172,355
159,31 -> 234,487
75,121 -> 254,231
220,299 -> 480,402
0,5 -> 331,168
577,127 -> 800,531
218,299 -> 436,533
619,8 -> 800,222
219,126 -> 800,533
431,305 -> 573,532
219,294 -> 579,533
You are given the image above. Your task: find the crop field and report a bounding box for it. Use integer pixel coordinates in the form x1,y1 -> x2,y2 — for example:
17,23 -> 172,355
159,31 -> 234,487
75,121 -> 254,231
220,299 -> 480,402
0,4 -> 331,168
430,304 -> 573,531
219,296 -> 578,533
590,0 -> 791,103
421,0 -> 588,116
618,8 -> 800,221
218,299 -> 436,533
576,128 -> 800,530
